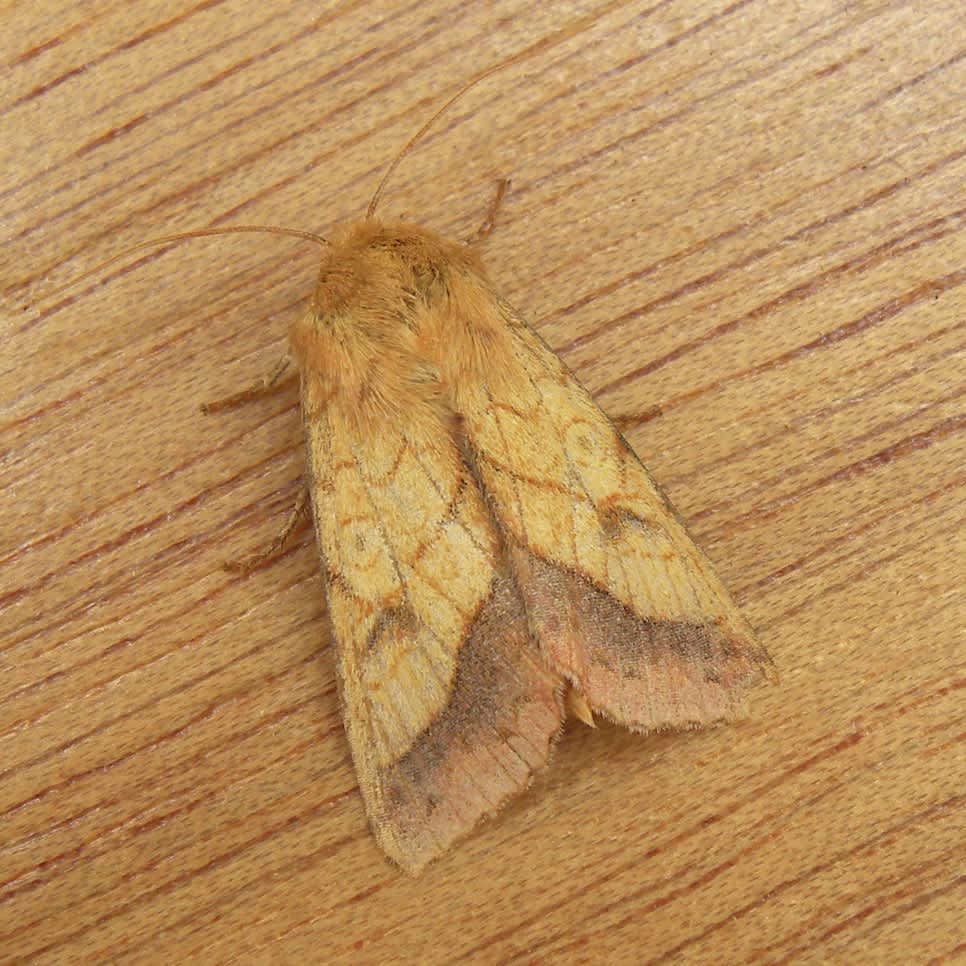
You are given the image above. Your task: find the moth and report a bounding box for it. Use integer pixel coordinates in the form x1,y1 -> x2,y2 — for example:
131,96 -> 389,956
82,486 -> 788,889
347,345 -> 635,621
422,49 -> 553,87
283,205 -> 773,872
88,69 -> 773,874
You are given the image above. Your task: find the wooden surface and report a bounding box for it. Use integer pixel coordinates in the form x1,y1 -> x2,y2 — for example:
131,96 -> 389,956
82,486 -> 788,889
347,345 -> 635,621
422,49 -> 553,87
2,1 -> 963,962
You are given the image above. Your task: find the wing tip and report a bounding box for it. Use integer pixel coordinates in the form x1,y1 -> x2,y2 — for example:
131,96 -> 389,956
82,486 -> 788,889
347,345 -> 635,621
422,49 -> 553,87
373,681 -> 568,875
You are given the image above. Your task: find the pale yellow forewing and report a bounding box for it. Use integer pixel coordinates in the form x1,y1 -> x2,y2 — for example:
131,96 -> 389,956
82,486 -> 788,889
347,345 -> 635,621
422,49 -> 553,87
453,305 -> 773,732
302,384 -> 563,873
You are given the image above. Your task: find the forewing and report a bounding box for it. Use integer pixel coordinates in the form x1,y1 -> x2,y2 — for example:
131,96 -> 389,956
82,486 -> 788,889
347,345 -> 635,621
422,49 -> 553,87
455,305 -> 773,732
302,387 -> 564,872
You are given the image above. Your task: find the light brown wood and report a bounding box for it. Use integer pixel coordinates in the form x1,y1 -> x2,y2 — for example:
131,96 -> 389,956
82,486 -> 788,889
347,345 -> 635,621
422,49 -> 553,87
2,1 -> 962,962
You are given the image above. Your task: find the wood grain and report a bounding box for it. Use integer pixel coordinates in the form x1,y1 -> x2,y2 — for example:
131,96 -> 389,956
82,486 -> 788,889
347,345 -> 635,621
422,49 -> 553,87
1,1 -> 963,962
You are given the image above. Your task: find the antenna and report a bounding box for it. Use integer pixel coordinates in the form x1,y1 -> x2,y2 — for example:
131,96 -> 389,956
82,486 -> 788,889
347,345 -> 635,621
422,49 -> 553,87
365,52 -> 534,219
43,226 -> 328,305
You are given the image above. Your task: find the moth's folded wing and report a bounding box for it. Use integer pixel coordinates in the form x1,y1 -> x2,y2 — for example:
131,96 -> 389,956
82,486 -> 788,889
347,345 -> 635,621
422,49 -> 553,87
303,398 -> 564,873
456,307 -> 774,733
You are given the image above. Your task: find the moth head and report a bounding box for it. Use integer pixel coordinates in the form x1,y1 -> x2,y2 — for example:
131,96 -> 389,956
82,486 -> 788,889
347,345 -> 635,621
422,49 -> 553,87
310,219 -> 484,321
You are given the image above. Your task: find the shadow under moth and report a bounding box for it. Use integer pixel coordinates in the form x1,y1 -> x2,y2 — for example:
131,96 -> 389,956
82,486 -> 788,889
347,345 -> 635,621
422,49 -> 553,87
90,67 -> 774,873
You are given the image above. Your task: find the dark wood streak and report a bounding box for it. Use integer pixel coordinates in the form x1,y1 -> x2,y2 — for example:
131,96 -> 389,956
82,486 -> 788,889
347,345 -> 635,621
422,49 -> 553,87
8,0 -> 228,112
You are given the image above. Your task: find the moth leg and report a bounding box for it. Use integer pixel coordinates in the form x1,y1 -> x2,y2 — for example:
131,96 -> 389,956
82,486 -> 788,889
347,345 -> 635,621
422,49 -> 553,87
225,485 -> 311,573
201,354 -> 293,414
467,178 -> 510,246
